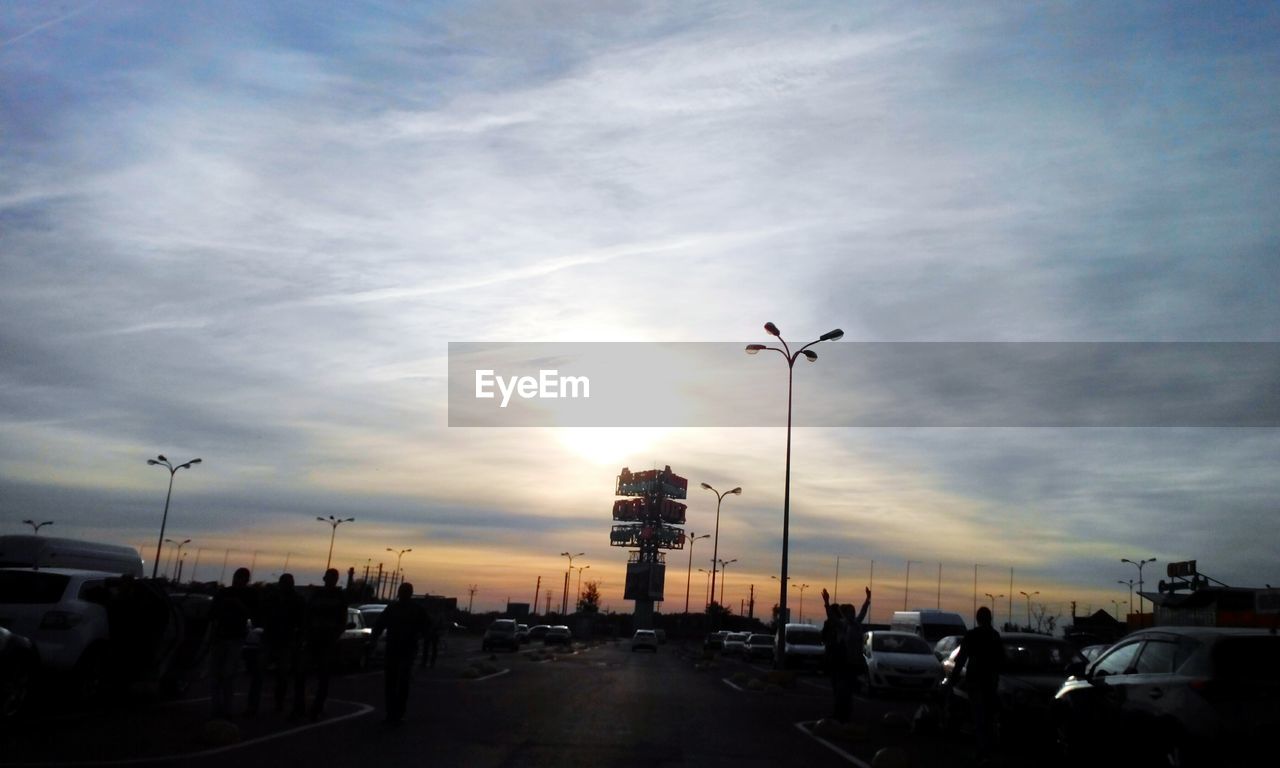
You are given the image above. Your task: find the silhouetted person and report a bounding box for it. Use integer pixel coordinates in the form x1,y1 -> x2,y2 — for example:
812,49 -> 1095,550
251,573 -> 306,714
373,582 -> 429,724
840,588 -> 872,694
296,568 -> 347,721
421,614 -> 439,669
950,606 -> 1003,764
821,586 -> 870,722
208,567 -> 255,719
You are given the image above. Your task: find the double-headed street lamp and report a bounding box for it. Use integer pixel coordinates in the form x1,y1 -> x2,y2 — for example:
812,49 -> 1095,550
1019,590 -> 1039,629
717,558 -> 737,607
792,582 -> 810,623
387,547 -> 412,598
23,519 -> 53,535
317,516 -> 355,572
147,455 -> 202,579
747,321 -> 843,667
684,532 -> 710,613
561,552 -> 584,614
1117,579 -> 1135,615
985,592 -> 1004,624
699,483 -> 741,610
574,565 -> 591,610
698,568 -> 713,608
1121,558 -> 1157,615
165,538 -> 191,579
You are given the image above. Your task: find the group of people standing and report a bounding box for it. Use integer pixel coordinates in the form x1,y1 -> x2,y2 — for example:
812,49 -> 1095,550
206,566 -> 436,725
820,584 -> 872,723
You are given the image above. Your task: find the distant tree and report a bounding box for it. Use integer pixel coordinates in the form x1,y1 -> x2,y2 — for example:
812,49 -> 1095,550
578,581 -> 601,613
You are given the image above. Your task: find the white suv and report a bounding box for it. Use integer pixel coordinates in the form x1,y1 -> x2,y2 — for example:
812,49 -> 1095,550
631,629 -> 658,652
0,568 -> 112,674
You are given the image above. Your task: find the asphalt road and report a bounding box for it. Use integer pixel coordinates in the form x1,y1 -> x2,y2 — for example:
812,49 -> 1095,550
3,639 -> 1003,768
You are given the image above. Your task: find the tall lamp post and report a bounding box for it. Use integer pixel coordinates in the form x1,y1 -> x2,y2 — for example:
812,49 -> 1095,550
560,552 -> 584,615
574,565 -> 591,610
747,321 -> 843,668
684,532 -> 710,613
698,568 -> 712,608
792,582 -> 810,623
387,547 -> 412,598
317,516 -> 354,572
717,558 -> 737,607
699,483 -> 741,609
147,455 -> 202,579
1117,579 -> 1135,615
165,537 -> 191,579
1019,590 -> 1039,630
23,519 -> 53,535
1121,558 -> 1157,615
985,592 -> 1004,625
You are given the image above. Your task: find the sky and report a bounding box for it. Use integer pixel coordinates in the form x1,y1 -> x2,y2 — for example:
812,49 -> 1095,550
2,1 -> 1277,625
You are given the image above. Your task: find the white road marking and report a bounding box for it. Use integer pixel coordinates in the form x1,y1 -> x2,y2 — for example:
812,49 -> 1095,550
793,721 -> 874,768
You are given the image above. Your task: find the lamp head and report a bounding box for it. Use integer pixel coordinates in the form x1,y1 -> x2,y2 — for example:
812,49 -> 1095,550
764,322 -> 780,337
801,350 -> 817,362
819,328 -> 844,342
157,455 -> 167,462
729,487 -> 742,495
700,482 -> 713,490
745,344 -> 765,355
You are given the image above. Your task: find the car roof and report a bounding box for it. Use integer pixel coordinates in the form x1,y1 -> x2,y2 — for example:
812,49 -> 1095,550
0,567 -> 119,578
1125,626 -> 1276,639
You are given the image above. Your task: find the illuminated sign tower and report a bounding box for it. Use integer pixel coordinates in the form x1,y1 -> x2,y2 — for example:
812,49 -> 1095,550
611,466 -> 687,627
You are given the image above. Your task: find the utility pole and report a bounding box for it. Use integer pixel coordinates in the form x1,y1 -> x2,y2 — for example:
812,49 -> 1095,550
468,585 -> 478,613
748,584 -> 755,619
533,576 -> 541,615
545,591 -> 553,615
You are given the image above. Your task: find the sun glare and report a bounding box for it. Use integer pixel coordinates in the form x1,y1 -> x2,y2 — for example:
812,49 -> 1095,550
553,428 -> 668,466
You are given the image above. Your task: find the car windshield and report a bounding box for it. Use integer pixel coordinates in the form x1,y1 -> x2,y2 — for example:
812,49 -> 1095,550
0,570 -> 70,603
872,634 -> 933,654
786,628 -> 822,645
1003,639 -> 1080,673
749,635 -> 772,645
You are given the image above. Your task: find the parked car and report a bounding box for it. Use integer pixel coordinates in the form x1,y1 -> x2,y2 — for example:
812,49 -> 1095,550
746,633 -> 775,661
1053,627 -> 1280,766
723,632 -> 750,657
942,632 -> 1085,745
527,624 -> 550,642
516,624 -> 530,643
777,623 -> 825,668
933,634 -> 963,661
338,607 -> 373,668
358,604 -> 387,661
654,628 -> 667,644
482,619 -> 520,652
544,625 -> 572,646
631,629 -> 658,652
862,630 -> 944,696
704,630 -> 730,652
1078,643 -> 1110,663
0,625 -> 38,723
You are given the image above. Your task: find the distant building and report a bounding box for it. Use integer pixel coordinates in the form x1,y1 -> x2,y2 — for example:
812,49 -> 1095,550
1142,586 -> 1280,630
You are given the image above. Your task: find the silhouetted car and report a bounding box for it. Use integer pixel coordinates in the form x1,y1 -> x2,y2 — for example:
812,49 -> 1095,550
723,632 -> 749,657
1053,627 -> 1280,766
0,625 -> 38,723
516,624 -> 530,643
482,619 -> 519,651
703,630 -> 729,652
862,631 -> 944,696
337,607 -> 373,668
1078,643 -> 1110,663
358,604 -> 387,661
631,629 -> 658,652
777,624 -> 824,668
527,624 -> 550,642
942,632 -> 1084,745
746,633 -> 775,661
544,625 -> 572,646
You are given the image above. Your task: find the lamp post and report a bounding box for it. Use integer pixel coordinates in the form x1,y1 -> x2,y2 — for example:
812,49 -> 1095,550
147,455 -> 202,579
698,568 -> 712,608
1117,579 -> 1135,615
1019,590 -> 1039,630
699,483 -> 741,610
561,552 -> 584,615
792,583 -> 810,623
684,532 -> 710,613
574,565 -> 591,610
717,558 -> 737,607
985,593 -> 1004,625
1121,558 -> 1157,615
317,516 -> 354,572
747,321 -> 843,668
164,537 -> 191,580
22,519 -> 53,535
387,547 -> 412,599
468,585 -> 478,613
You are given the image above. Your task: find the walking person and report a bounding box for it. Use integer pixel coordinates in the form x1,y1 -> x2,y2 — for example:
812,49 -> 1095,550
295,568 -> 348,721
948,606 -> 1004,766
373,582 -> 429,724
253,573 -> 306,714
207,567 -> 256,720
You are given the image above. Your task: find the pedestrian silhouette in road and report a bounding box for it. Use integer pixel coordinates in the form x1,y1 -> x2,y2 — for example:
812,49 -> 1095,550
373,582 -> 429,724
208,567 -> 255,719
250,572 -> 306,714
948,606 -> 1003,765
295,568 -> 347,721
821,585 -> 870,722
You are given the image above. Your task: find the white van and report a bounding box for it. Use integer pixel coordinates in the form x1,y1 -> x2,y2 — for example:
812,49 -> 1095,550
890,610 -> 967,643
0,535 -> 144,577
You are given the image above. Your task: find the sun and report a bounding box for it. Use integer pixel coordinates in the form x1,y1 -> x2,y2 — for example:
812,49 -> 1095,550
553,428 -> 669,467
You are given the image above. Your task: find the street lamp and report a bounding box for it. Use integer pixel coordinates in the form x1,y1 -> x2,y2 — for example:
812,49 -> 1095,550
22,520 -> 53,535
699,483 -> 741,610
574,565 -> 592,610
387,547 -> 412,598
317,515 -> 354,572
698,568 -> 712,608
164,538 -> 191,580
717,558 -> 737,607
561,552 -> 584,614
985,593 -> 1004,625
684,532 -> 710,613
147,455 -> 202,579
1121,558 -> 1157,615
1019,590 -> 1039,630
792,582 -> 810,623
747,321 -> 842,667
1117,579 -> 1135,615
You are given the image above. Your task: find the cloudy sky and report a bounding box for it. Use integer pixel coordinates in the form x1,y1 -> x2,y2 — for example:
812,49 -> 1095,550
2,1 -> 1277,623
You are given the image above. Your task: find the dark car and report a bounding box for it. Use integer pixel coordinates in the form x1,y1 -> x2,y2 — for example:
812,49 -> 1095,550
1053,627 -> 1280,766
942,632 -> 1085,745
482,619 -> 519,652
0,625 -> 38,723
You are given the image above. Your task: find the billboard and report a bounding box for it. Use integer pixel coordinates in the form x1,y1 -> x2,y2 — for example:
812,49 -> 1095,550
624,561 -> 666,601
